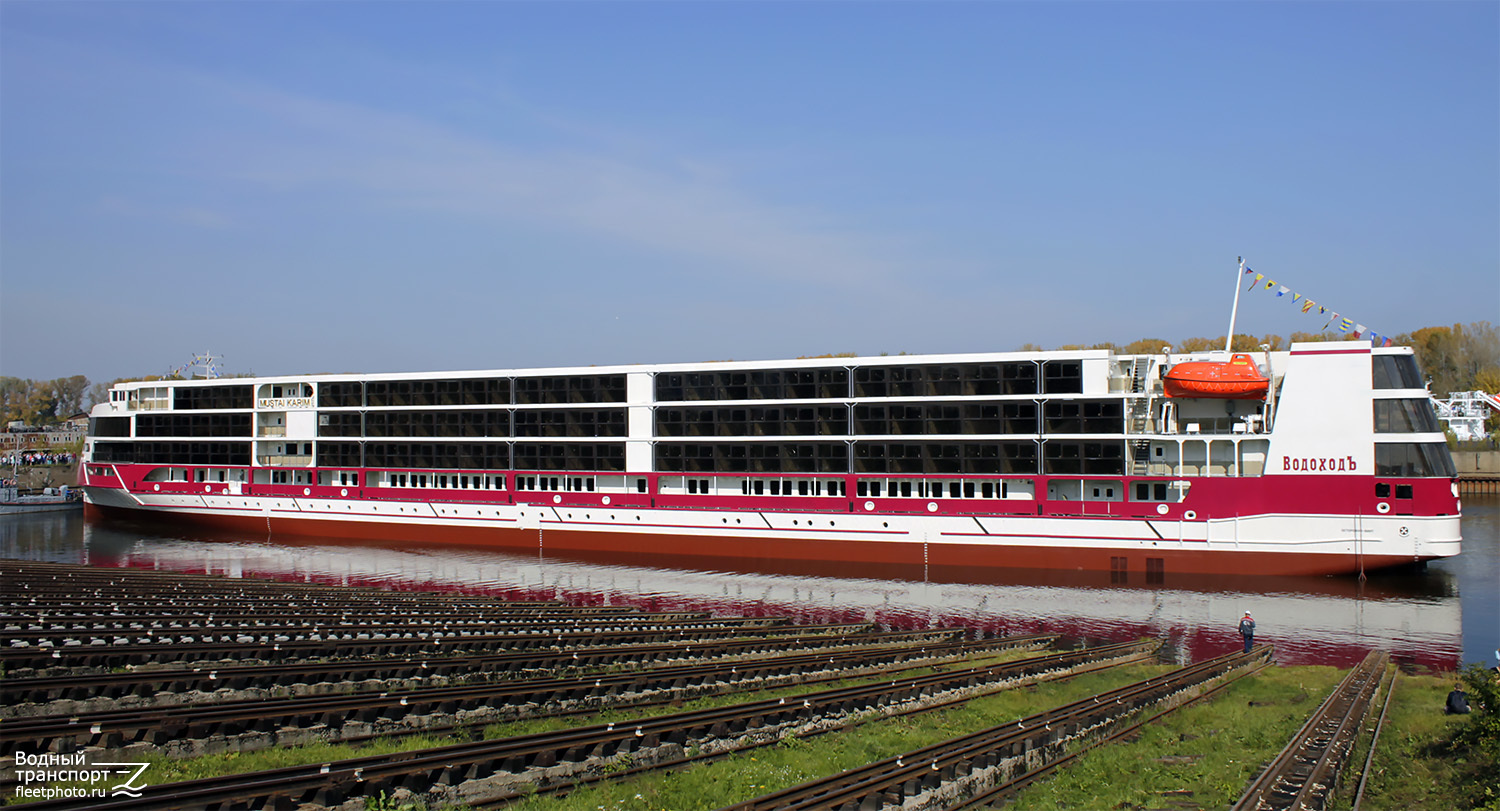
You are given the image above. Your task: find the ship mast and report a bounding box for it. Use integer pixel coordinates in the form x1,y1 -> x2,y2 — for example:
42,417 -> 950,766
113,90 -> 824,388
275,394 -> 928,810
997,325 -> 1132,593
1224,256 -> 1245,353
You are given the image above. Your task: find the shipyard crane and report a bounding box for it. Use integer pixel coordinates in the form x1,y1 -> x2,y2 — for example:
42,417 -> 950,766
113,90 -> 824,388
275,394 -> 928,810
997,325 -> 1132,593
1430,391 -> 1500,442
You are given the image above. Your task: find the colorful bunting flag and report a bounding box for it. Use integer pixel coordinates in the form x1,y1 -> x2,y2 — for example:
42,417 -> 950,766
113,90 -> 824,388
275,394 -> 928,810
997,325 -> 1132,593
1242,262 -> 1391,343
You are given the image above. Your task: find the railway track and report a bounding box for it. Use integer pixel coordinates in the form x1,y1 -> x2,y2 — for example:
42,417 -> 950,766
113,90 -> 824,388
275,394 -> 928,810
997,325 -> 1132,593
1,627 -> 981,706
1,640 -> 1161,810
1,633 -> 1055,757
0,620 -> 874,671
1231,649 -> 1392,811
719,644 -> 1273,810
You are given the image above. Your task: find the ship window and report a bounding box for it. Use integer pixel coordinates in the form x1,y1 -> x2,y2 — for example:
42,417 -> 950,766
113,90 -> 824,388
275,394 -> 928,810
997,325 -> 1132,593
754,480 -> 764,495
1373,399 -> 1442,433
1375,482 -> 1390,498
857,481 -> 868,497
982,482 -> 994,498
871,481 -> 882,497
798,481 -> 809,496
1374,443 -> 1457,477
900,481 -> 912,497
637,478 -> 647,493
770,480 -> 781,495
964,482 -> 976,498
1396,484 -> 1413,499
1372,355 -> 1424,389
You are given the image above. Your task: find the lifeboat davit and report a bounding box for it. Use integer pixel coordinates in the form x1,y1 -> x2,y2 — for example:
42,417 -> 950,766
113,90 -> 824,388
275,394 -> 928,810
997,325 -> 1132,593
1163,353 -> 1270,399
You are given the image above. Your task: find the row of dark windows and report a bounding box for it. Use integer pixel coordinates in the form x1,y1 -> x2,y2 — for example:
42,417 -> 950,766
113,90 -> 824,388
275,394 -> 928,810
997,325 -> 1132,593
320,409 -> 627,439
1373,443 -> 1457,477
855,363 -> 1052,397
317,376 -> 627,407
129,355 -> 1432,415
656,368 -> 848,402
652,441 -> 1118,476
653,362 -> 1084,402
656,407 -> 848,437
1372,355 -> 1424,390
175,385 -> 253,411
854,442 -> 1043,474
321,442 -> 626,472
137,414 -> 253,438
92,441 -> 250,466
657,442 -> 848,473
90,416 -> 131,438
652,400 -> 1121,438
1372,399 -> 1442,434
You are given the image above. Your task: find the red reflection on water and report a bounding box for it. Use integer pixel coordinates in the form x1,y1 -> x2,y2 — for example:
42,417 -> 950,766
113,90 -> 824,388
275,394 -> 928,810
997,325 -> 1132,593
69,516 -> 1463,673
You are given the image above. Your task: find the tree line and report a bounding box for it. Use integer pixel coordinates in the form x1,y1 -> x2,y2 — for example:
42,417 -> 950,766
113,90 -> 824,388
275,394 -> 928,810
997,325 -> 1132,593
4,321 -> 1496,429
1023,320 -> 1499,398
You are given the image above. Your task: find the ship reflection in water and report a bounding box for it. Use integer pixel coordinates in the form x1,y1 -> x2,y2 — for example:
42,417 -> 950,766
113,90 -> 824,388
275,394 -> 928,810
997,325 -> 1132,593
6,501 -> 1494,673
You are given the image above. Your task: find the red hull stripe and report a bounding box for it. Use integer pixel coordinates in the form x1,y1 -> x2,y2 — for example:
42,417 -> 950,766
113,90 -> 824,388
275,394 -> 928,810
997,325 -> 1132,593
84,503 -> 1425,578
1289,347 -> 1371,356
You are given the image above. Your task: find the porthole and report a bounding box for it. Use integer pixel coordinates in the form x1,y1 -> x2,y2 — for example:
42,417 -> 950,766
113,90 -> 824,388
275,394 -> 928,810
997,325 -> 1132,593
153,484 -> 160,492
303,488 -> 311,496
864,501 -> 875,511
927,502 -> 938,513
553,495 -> 562,504
1156,504 -> 1168,515
1184,510 -> 1197,520
1376,502 -> 1391,514
602,496 -> 611,505
340,488 -> 348,497
205,485 -> 212,493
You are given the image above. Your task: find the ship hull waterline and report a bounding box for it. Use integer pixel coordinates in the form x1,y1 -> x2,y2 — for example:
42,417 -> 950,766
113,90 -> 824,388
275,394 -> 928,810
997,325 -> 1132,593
83,499 -> 1449,578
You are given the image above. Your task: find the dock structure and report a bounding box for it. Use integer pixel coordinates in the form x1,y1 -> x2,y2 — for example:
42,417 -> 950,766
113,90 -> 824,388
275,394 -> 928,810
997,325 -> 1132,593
1452,450 -> 1500,494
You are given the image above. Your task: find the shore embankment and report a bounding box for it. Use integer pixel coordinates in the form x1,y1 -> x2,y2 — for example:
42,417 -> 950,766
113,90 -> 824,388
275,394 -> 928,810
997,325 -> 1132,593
1453,450 -> 1500,494
8,462 -> 78,493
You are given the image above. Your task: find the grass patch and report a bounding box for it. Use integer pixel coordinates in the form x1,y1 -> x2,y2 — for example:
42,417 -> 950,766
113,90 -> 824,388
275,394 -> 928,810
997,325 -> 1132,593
1003,664 -> 1346,811
502,663 -> 1171,810
1344,672 -> 1479,810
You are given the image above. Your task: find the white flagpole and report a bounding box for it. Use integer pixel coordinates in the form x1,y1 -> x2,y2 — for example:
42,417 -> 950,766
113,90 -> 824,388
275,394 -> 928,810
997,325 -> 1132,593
1225,256 -> 1245,353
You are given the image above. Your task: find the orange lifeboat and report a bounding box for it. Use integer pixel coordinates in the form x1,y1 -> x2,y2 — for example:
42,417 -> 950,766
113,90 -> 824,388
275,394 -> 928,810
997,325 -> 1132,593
1163,353 -> 1270,399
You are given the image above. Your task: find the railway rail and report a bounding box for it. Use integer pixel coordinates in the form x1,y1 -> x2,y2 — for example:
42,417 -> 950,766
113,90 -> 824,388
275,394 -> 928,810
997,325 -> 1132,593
1,628 -> 983,706
1231,649 -> 1392,811
2,640 -> 1160,810
719,644 -> 1273,810
0,621 -> 874,671
1,634 -> 1055,757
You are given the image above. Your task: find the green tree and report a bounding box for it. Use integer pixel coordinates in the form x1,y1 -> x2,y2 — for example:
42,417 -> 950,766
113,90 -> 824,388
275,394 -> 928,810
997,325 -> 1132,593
0,377 -> 28,425
1120,338 -> 1171,355
1451,663 -> 1500,808
50,375 -> 89,418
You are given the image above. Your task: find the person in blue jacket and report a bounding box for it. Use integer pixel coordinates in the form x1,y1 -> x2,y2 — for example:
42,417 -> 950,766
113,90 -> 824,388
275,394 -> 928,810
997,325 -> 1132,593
1238,611 -> 1256,653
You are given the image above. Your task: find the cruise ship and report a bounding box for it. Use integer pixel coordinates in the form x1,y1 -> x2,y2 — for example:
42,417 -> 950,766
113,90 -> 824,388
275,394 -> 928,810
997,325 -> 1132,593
79,343 -> 1461,577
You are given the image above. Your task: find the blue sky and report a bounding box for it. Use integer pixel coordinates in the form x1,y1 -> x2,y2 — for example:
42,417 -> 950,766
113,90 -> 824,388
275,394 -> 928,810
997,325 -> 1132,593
2,1 -> 1496,384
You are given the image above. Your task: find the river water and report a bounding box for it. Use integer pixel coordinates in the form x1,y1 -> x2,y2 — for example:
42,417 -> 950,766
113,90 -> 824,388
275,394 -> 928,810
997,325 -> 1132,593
3,497 -> 1495,672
